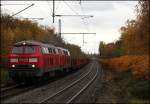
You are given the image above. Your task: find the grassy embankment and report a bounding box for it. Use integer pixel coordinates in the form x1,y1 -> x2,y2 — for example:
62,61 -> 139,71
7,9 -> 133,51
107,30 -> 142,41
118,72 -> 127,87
99,55 -> 149,103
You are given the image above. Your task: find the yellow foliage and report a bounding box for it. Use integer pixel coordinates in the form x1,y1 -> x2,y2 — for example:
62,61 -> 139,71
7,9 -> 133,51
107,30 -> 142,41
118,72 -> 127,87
100,55 -> 149,78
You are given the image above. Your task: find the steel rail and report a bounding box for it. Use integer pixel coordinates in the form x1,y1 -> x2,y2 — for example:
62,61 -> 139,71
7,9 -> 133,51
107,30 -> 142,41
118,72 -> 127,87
0,85 -> 36,100
66,63 -> 99,103
0,84 -> 19,93
39,62 -> 94,104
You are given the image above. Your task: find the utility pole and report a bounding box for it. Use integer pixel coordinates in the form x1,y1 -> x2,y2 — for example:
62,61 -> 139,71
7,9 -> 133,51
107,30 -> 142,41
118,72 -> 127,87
58,19 -> 61,37
79,0 -> 82,4
52,0 -> 55,23
83,33 -> 84,44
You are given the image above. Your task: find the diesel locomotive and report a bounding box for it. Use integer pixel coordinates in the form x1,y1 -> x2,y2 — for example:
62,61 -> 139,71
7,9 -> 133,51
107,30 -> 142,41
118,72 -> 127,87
8,40 -> 89,83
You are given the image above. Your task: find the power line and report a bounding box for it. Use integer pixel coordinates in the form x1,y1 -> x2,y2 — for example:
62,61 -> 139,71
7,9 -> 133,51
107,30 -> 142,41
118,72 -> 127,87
63,0 -> 80,16
1,3 -> 33,6
46,0 -> 53,14
55,1 -> 61,12
11,3 -> 34,17
23,18 -> 44,20
79,2 -> 90,31
1,3 -> 35,30
55,15 -> 93,17
61,33 -> 96,34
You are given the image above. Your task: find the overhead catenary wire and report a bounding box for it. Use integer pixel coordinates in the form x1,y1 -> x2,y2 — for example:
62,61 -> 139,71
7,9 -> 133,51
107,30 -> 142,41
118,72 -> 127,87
0,3 -> 33,6
34,2 -> 52,23
79,2 -> 90,31
11,3 -> 34,17
63,0 -> 80,16
55,1 -> 61,13
46,1 -> 61,18
1,3 -> 35,31
61,1 -> 90,30
46,0 -> 53,15
60,1 -> 94,46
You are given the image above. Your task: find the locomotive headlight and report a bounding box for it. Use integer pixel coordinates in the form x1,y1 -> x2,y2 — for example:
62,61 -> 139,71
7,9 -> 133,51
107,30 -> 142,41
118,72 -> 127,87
12,64 -> 15,68
32,64 -> 35,68
29,58 -> 38,62
10,58 -> 18,62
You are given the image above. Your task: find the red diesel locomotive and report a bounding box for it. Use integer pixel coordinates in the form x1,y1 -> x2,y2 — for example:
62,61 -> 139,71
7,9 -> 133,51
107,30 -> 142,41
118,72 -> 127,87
8,40 -> 89,83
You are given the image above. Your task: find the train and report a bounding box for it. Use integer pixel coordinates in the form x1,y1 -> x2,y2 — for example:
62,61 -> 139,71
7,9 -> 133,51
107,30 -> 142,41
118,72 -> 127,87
8,40 -> 89,83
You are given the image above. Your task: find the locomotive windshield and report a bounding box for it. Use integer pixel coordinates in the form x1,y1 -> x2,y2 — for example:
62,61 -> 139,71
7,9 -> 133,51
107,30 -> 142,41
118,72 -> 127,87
12,46 -> 36,54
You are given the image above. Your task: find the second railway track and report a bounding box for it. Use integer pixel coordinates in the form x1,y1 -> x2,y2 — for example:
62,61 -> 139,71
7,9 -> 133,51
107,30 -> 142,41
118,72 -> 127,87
0,84 -> 19,93
0,84 -> 36,100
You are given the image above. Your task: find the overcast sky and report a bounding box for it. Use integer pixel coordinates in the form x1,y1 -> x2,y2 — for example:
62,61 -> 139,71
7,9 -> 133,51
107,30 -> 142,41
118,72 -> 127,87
1,1 -> 138,54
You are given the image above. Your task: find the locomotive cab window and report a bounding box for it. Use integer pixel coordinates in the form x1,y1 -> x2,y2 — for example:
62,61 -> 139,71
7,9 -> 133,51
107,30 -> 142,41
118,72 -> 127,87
12,46 -> 36,54
12,46 -> 23,54
25,46 -> 36,53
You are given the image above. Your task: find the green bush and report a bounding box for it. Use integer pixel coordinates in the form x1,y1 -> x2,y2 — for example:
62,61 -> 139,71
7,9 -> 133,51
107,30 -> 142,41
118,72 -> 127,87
127,79 -> 149,100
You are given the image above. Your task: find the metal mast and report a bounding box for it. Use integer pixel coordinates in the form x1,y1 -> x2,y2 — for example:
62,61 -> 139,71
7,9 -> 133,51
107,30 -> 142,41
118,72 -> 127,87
52,0 -> 55,23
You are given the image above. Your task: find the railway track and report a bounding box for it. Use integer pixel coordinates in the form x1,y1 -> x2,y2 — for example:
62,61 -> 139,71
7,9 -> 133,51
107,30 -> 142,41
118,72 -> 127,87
39,61 -> 99,103
0,84 -> 35,100
0,75 -> 66,101
2,62 -> 98,103
0,84 -> 19,93
1,77 -> 62,100
0,84 -> 20,99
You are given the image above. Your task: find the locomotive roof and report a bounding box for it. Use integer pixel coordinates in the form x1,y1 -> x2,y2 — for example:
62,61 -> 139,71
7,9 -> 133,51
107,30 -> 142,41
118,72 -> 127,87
14,40 -> 70,54
14,40 -> 55,48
